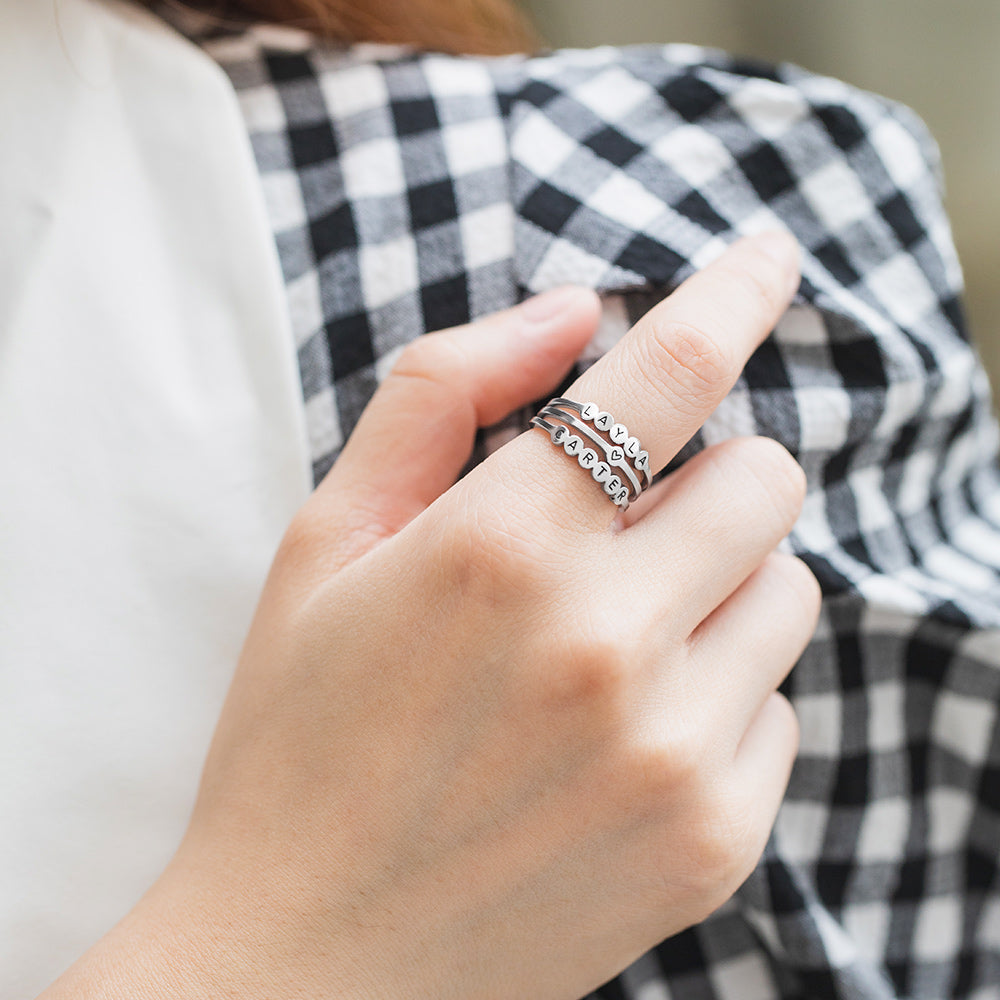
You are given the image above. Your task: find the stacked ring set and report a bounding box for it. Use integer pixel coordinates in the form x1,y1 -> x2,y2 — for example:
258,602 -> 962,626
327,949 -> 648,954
530,397 -> 651,511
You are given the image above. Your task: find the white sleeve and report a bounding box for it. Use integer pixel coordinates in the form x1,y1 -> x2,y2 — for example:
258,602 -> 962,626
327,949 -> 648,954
0,0 -> 310,992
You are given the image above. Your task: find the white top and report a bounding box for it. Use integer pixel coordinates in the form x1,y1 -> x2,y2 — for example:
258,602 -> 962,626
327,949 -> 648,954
0,1 -> 312,993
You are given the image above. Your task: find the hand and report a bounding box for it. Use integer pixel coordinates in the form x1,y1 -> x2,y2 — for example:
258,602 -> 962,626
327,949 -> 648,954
42,232 -> 819,1000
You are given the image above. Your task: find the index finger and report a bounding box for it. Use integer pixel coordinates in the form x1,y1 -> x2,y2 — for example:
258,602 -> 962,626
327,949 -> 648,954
506,230 -> 801,533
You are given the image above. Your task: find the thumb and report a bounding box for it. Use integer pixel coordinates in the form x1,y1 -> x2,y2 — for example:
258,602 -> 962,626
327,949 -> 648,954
292,286 -> 601,575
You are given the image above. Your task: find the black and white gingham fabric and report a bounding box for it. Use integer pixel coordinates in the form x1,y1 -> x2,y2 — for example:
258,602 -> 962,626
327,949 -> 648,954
163,10 -> 1000,997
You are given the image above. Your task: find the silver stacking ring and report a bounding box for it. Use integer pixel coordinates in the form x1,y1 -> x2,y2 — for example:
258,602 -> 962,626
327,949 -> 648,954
530,397 -> 652,510
548,397 -> 652,490
537,405 -> 642,498
531,413 -> 633,509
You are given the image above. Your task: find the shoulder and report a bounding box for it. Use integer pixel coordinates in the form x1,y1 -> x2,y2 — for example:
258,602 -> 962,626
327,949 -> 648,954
490,44 -> 951,298
185,28 -> 952,297
181,19 -> 940,174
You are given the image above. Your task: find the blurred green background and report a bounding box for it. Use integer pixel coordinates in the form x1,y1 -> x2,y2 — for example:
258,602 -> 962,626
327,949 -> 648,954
521,0 -> 1000,404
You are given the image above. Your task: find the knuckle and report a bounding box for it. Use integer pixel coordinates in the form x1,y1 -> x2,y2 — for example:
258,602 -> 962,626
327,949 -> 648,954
753,554 -> 821,640
770,691 -> 802,758
441,494 -> 562,605
268,508 -> 345,602
718,255 -> 788,322
634,722 -> 709,804
275,508 -> 328,570
688,795 -> 761,890
643,762 -> 755,895
393,332 -> 461,379
766,553 -> 823,626
389,334 -> 469,415
701,704 -> 799,879
724,436 -> 807,525
540,631 -> 636,716
642,319 -> 734,408
746,436 -> 807,500
277,492 -> 395,576
642,700 -> 801,914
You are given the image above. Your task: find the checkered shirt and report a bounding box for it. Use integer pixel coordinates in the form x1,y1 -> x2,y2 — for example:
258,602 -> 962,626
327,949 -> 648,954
163,10 -> 1000,998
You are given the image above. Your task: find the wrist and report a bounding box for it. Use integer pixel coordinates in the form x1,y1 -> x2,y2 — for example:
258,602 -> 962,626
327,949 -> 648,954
36,851 -> 386,1000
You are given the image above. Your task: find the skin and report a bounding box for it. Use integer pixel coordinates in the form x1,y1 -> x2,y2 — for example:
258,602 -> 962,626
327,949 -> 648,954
39,231 -> 820,1000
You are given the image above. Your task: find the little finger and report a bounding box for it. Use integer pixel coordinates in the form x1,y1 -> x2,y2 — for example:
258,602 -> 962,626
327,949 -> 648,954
688,552 -> 821,738
732,692 -> 800,855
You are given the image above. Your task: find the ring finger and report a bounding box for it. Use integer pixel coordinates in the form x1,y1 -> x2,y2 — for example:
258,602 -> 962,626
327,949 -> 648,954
483,230 -> 801,538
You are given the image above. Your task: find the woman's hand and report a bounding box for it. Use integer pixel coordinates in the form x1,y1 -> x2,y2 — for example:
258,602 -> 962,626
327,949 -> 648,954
42,232 -> 818,1000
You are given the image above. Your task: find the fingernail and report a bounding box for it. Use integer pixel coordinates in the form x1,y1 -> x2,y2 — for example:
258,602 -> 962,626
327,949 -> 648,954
751,230 -> 801,299
520,286 -> 583,326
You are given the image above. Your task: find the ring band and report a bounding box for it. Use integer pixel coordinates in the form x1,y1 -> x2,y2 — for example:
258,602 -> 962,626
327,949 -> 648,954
530,414 -> 632,509
547,397 -> 652,490
530,396 -> 652,511
537,405 -> 642,498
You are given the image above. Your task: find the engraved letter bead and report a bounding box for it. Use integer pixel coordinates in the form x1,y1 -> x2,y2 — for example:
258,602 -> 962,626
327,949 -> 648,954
531,399 -> 651,512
